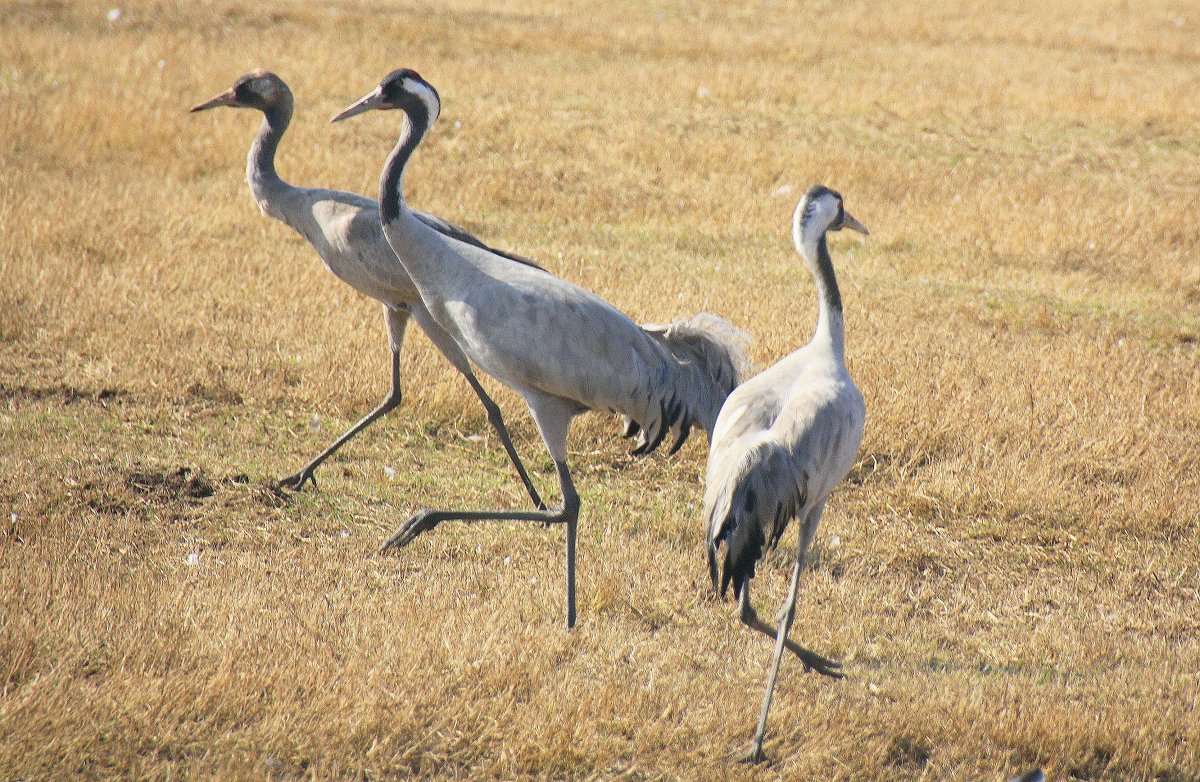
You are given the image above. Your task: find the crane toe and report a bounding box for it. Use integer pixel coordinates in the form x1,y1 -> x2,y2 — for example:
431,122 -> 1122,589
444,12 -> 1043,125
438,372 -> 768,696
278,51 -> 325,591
782,635 -> 843,677
797,650 -> 844,679
379,509 -> 440,552
739,745 -> 769,765
278,470 -> 317,492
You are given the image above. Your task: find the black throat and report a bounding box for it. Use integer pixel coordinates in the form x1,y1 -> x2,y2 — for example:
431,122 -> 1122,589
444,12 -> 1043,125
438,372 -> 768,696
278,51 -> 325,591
815,235 -> 843,313
379,104 -> 430,225
250,99 -> 293,184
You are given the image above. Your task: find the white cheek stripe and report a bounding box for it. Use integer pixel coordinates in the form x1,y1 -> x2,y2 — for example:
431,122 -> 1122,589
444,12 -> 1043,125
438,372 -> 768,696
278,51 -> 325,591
404,78 -> 441,122
793,194 -> 839,243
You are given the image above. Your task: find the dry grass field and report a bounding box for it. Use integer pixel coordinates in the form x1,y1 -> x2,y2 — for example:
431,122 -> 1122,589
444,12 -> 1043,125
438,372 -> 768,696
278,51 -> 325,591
3,0 -> 1200,779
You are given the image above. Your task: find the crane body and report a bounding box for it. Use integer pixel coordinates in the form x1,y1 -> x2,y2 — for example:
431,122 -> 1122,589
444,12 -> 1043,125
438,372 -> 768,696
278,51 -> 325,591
705,185 -> 867,762
190,71 -> 543,504
332,69 -> 749,628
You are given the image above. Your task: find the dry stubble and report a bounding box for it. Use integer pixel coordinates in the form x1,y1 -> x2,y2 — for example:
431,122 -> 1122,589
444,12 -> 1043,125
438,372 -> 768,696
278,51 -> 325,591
2,1 -> 1199,780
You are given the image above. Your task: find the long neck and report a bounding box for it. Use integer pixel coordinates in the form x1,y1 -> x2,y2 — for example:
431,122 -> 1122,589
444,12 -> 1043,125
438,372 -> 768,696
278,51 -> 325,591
246,99 -> 294,204
380,109 -> 428,224
794,226 -> 845,359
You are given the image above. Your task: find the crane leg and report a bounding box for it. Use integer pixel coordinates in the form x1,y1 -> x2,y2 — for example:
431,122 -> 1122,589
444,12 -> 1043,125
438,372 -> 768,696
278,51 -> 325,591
413,306 -> 544,510
379,459 -> 581,627
564,472 -> 578,628
737,585 -> 842,678
744,517 -> 821,764
460,372 -> 546,510
278,349 -> 403,491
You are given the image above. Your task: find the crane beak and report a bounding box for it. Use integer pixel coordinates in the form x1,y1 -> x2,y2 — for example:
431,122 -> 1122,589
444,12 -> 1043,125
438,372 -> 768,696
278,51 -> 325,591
330,87 -> 385,123
188,88 -> 237,113
840,211 -> 869,236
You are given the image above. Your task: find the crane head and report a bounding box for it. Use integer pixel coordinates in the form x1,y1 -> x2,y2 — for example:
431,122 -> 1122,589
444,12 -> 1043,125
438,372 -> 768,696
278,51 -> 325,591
794,185 -> 869,244
330,69 -> 441,126
189,69 -> 289,113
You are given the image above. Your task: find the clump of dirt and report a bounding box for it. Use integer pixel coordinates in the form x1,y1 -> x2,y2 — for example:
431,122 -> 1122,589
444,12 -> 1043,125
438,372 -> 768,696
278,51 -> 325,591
126,467 -> 215,504
884,735 -> 931,771
85,492 -> 131,516
219,473 -> 291,509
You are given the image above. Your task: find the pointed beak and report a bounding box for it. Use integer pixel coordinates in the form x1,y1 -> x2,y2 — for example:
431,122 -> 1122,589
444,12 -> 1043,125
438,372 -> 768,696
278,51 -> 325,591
330,87 -> 385,123
188,88 -> 237,113
840,210 -> 869,236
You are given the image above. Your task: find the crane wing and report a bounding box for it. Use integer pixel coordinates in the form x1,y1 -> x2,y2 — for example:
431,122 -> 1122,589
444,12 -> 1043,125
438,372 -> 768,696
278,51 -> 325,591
704,435 -> 808,597
703,358 -> 864,598
412,211 -> 544,270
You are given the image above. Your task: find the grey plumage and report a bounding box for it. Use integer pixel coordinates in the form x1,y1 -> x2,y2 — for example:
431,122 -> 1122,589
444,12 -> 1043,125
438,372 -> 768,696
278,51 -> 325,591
189,70 -> 543,505
332,68 -> 749,629
704,185 -> 868,762
636,313 -> 753,453
707,437 -> 808,595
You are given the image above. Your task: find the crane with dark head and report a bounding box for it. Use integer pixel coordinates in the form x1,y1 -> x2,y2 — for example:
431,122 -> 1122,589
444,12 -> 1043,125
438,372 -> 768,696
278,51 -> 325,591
189,70 -> 544,505
705,185 -> 868,762
332,68 -> 749,629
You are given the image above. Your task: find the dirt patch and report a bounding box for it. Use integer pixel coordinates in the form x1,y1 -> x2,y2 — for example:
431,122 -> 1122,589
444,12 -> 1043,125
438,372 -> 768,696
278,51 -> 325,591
884,735 -> 931,771
1068,746 -> 1117,781
84,492 -> 131,516
219,473 -> 291,509
0,383 -> 127,406
250,481 -> 291,509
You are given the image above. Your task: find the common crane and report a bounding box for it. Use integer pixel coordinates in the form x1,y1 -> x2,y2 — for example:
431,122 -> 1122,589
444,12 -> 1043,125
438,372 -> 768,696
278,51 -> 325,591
705,185 -> 868,762
189,70 -> 544,505
331,69 -> 749,629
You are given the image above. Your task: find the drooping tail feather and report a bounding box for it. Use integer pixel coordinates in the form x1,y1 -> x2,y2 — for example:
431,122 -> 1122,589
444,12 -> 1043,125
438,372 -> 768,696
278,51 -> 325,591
630,313 -> 752,454
704,439 -> 807,597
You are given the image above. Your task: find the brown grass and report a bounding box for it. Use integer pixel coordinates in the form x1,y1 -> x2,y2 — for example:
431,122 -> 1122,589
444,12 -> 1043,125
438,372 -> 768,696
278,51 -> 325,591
2,1 -> 1199,779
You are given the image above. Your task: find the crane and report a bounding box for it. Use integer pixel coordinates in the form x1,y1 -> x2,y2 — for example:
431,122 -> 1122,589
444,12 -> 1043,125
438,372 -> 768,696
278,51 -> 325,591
189,70 -> 545,506
704,185 -> 868,762
331,68 -> 749,629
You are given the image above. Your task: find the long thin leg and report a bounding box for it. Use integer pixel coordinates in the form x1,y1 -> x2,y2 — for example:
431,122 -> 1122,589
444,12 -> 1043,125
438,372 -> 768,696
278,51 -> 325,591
564,477 -> 578,627
745,515 -> 821,764
281,307 -> 410,491
738,583 -> 842,678
279,349 -> 403,491
379,393 -> 582,628
412,305 -> 544,510
460,371 -> 545,510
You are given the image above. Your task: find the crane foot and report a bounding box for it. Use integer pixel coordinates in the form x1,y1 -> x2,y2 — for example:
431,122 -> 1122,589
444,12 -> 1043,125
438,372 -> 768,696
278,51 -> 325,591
380,510 -> 440,552
739,745 -> 768,765
798,649 -> 844,679
277,469 -> 317,492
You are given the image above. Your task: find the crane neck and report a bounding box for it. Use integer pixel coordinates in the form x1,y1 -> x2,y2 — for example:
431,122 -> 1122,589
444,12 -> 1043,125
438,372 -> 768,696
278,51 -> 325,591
380,110 -> 428,225
246,99 -> 294,204
794,226 -> 846,360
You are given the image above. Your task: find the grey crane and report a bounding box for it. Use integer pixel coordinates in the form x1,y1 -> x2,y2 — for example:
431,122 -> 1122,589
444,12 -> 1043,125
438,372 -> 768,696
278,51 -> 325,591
331,69 -> 749,629
189,70 -> 543,505
704,185 -> 868,762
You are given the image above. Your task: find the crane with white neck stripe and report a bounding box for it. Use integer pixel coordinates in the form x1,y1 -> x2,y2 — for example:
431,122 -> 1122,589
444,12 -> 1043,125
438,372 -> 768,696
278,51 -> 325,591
332,68 -> 749,629
705,185 -> 868,762
190,70 -> 544,504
